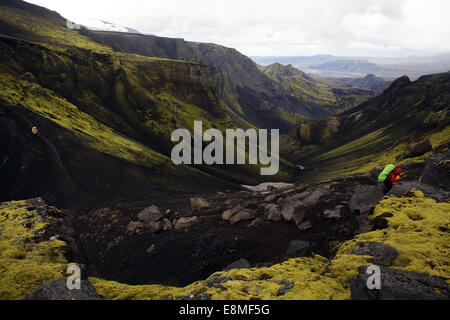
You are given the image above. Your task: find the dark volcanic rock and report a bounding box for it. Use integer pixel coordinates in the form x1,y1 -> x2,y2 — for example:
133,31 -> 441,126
372,213 -> 394,230
204,275 -> 232,289
397,140 -> 432,161
302,189 -> 328,206
174,216 -> 199,230
191,197 -> 210,210
277,280 -> 295,296
137,205 -> 162,223
224,258 -> 251,271
126,221 -> 145,235
350,185 -> 384,214
351,266 -> 449,300
25,278 -> 102,300
280,198 -> 304,222
352,242 -> 398,266
230,209 -> 257,225
286,240 -> 310,257
420,152 -> 450,191
265,204 -> 282,222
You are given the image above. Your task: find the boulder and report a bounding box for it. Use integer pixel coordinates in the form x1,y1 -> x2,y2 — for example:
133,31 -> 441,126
149,218 -> 173,233
286,240 -> 310,257
222,205 -> 242,221
292,209 -> 306,226
265,204 -> 282,222
280,198 -> 304,222
387,180 -> 449,200
230,209 -> 257,225
25,278 -> 101,300
191,197 -> 210,210
396,140 -> 432,161
352,242 -> 398,267
159,219 -> 173,231
351,266 -> 449,300
137,205 -> 162,223
323,207 -> 342,219
224,258 -> 251,271
356,214 -> 374,234
350,185 -> 384,214
420,153 -> 450,191
174,216 -> 199,230
302,189 -> 328,206
126,221 -> 145,235
372,213 -> 394,230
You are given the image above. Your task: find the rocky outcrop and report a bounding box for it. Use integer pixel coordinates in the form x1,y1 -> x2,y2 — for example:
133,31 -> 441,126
265,204 -> 282,222
137,205 -> 162,223
149,218 -> 173,233
280,197 -> 304,223
126,221 -> 145,235
230,209 -> 257,225
352,242 -> 398,267
396,140 -> 432,161
420,152 -> 450,191
351,266 -> 449,300
301,189 -> 329,206
191,197 -> 210,210
222,205 -> 243,221
224,259 -> 251,271
350,184 -> 384,214
25,279 -> 102,300
174,216 -> 200,230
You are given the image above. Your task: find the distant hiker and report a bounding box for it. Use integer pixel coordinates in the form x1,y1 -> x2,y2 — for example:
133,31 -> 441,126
31,126 -> 39,136
378,164 -> 403,194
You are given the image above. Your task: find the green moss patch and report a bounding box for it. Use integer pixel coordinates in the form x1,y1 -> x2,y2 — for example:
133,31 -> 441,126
0,201 -> 68,300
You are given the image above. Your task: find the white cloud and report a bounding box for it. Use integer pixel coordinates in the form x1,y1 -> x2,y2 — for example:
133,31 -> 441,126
26,0 -> 450,57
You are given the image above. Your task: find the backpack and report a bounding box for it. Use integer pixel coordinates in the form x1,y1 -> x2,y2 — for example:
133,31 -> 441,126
378,164 -> 396,182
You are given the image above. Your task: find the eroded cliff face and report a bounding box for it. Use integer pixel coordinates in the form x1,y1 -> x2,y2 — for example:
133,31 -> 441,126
84,30 -> 354,132
0,35 -> 247,205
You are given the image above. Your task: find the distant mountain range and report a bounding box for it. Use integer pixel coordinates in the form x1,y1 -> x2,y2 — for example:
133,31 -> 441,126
252,54 -> 450,80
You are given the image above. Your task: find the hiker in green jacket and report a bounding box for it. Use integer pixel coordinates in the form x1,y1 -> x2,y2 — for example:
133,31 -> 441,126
378,164 -> 403,194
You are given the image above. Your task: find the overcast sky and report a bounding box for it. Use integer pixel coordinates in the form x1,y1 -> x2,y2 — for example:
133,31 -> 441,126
27,0 -> 450,57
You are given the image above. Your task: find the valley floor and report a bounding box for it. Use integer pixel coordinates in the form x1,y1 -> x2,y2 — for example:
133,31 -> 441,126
1,151 -> 449,300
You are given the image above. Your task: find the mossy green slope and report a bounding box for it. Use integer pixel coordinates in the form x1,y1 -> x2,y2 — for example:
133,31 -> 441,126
0,0 -> 297,202
89,191 -> 450,300
260,63 -> 375,118
0,200 -> 68,300
0,38 -> 240,196
84,29 -> 376,132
